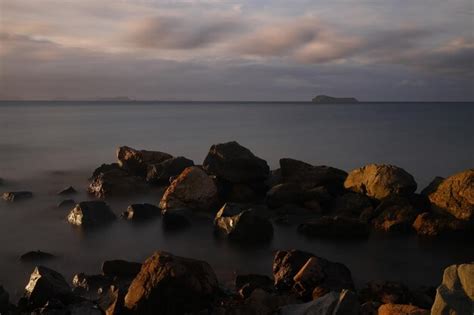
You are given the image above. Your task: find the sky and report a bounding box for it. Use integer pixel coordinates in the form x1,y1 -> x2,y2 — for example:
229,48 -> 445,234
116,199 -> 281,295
0,0 -> 473,101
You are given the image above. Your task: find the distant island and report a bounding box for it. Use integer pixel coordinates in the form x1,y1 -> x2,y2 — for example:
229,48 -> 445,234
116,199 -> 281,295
312,95 -> 359,104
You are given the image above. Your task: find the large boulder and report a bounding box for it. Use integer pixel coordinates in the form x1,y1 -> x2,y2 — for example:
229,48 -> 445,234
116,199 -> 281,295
266,183 -> 304,209
412,212 -> 471,237
2,191 -> 33,202
90,163 -> 120,179
431,263 -> 474,315
378,304 -> 429,315
279,158 -> 347,192
203,141 -> 270,184
298,216 -> 370,239
427,169 -> 474,221
273,250 -> 354,300
344,164 -> 417,200
88,168 -> 148,198
124,251 -> 219,314
159,166 -> 219,212
67,201 -> 116,227
214,203 -> 274,243
146,156 -> 194,185
117,146 -> 173,176
330,192 -> 374,218
372,197 -> 419,233
121,203 -> 160,220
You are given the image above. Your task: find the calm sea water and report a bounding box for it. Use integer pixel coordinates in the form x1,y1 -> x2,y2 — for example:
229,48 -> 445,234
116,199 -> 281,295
0,101 -> 473,299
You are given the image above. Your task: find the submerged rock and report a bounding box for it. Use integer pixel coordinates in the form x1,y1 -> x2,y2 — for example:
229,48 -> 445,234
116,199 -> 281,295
121,203 -> 160,220
2,191 -> 33,202
117,146 -> 173,176
57,186 -> 77,195
427,169 -> 474,221
298,216 -> 370,238
344,164 -> 417,200
57,199 -> 75,208
88,168 -> 148,198
203,141 -> 270,183
378,303 -> 429,315
161,208 -> 193,230
159,166 -> 219,212
20,250 -> 55,262
102,259 -> 142,278
124,251 -> 219,314
412,212 -> 471,237
280,289 -> 359,315
146,156 -> 194,185
67,201 -> 116,227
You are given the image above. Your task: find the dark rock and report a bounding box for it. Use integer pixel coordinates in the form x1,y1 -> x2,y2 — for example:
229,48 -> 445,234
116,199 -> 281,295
35,300 -> 103,315
378,304 -> 429,315
330,192 -> 374,217
102,260 -> 142,278
72,273 -> 112,299
298,216 -> 370,239
0,285 -> 9,314
266,183 -> 304,209
203,141 -> 270,184
161,208 -> 193,230
159,166 -> 219,212
427,169 -> 474,221
214,203 -> 274,243
225,183 -> 260,203
360,301 -> 381,315
2,191 -> 33,202
121,203 -> 160,220
372,197 -> 419,233
420,177 -> 445,196
57,199 -> 75,208
302,186 -> 335,209
146,156 -> 194,185
359,281 -> 414,305
344,164 -> 417,200
280,289 -> 359,315
88,168 -> 149,198
123,251 -> 219,314
20,251 -> 55,262
117,146 -> 173,177
412,212 -> 471,237
57,186 -> 77,195
91,163 -> 120,179
235,274 -> 274,298
67,201 -> 116,227
97,285 -> 126,315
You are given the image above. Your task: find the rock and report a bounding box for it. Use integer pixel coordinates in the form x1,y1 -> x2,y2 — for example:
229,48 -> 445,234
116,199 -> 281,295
431,263 -> 474,315
0,285 -> 9,314
159,166 -> 219,212
413,212 -> 471,237
22,266 -> 72,310
117,146 -> 173,176
57,199 -> 75,208
378,303 -> 429,315
344,164 -> 417,200
121,203 -> 160,220
303,186 -> 335,209
124,251 -> 219,314
214,203 -> 274,243
273,250 -> 354,299
36,300 -> 103,315
146,156 -> 194,185
427,169 -> 474,221
266,183 -> 304,209
279,289 -> 359,315
91,163 -> 121,179
67,201 -> 116,227
372,197 -> 419,233
20,250 -> 55,262
102,260 -> 142,278
57,186 -> 77,195
225,183 -> 260,203
235,274 -> 274,298
360,301 -> 381,315
72,273 -> 112,299
2,191 -> 33,202
330,192 -> 374,217
359,281 -> 413,305
420,177 -> 444,196
298,216 -> 370,239
279,158 -> 347,192
161,208 -> 193,230
98,285 -> 126,315
203,141 -> 270,184
88,168 -> 148,198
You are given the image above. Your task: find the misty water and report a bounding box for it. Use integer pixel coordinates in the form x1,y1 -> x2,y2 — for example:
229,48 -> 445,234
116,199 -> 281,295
0,101 -> 473,300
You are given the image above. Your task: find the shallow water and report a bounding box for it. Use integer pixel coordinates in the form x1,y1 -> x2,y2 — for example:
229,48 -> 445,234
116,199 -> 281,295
0,101 -> 473,300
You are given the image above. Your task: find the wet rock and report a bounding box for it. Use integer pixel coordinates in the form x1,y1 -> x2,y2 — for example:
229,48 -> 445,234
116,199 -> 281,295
298,216 -> 370,239
91,163 -> 121,179
20,251 -> 55,262
427,169 -> 474,221
72,273 -> 112,299
67,201 -> 116,227
279,289 -> 359,315
117,146 -> 173,176
344,164 -> 417,200
57,199 -> 75,208
160,166 -> 219,212
98,285 -> 126,315
214,203 -> 274,243
2,191 -> 33,202
121,203 -> 160,220
420,177 -> 444,196
124,251 -> 219,314
372,197 -> 419,233
57,186 -> 77,195
412,212 -> 471,237
280,158 -> 347,192
330,192 -> 374,218
203,141 -> 270,184
88,168 -> 149,198
273,250 -> 354,299
266,183 -> 304,209
431,263 -> 474,315
161,208 -> 193,230
102,260 -> 142,278
378,303 -> 429,315
146,156 -> 194,185
235,274 -> 274,299
0,285 -> 9,314
22,266 -> 72,310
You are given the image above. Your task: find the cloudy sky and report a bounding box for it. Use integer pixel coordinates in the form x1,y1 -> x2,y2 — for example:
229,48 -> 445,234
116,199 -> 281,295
0,0 -> 473,101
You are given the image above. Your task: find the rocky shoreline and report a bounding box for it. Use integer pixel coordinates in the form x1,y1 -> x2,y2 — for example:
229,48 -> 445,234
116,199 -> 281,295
1,141 -> 473,314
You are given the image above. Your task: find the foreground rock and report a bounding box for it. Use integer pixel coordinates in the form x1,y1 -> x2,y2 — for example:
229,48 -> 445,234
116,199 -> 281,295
344,164 -> 417,200
124,251 -> 219,314
117,146 -> 173,176
121,203 -> 160,220
280,289 -> 359,315
2,191 -> 33,202
67,201 -> 116,227
378,303 -> 429,315
235,274 -> 274,298
160,166 -> 219,212
146,156 -> 194,185
20,250 -> 55,262
214,203 -> 273,243
203,141 -> 270,183
413,212 -> 471,237
427,169 -> 474,221
0,285 -> 9,314
298,216 -> 370,238
88,168 -> 148,198
431,263 -> 474,315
